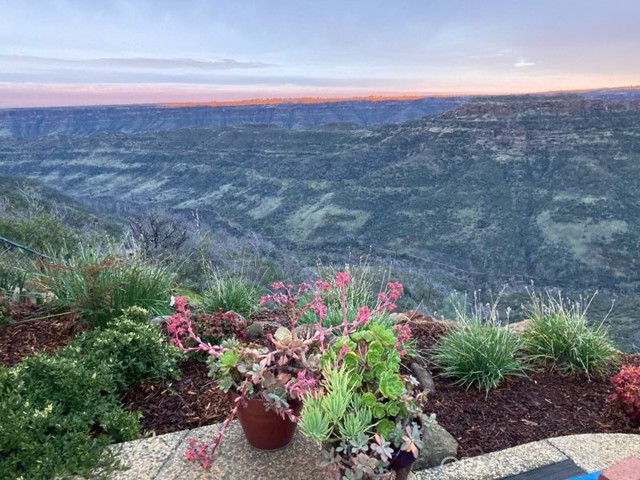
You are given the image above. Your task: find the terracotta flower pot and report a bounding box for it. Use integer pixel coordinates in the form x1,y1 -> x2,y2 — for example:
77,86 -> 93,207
228,391 -> 301,450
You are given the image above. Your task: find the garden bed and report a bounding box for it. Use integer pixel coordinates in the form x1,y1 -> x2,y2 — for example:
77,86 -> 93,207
1,310 -> 637,461
0,304 -> 80,366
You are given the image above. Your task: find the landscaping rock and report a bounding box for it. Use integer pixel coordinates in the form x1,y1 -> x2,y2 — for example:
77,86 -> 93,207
150,315 -> 170,324
293,323 -> 316,338
405,310 -> 457,328
412,423 -> 459,471
410,362 -> 436,394
505,319 -> 531,334
390,312 -> 412,323
246,321 -> 282,340
246,321 -> 265,340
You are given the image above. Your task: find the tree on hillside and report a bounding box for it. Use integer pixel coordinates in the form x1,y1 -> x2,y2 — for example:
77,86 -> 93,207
127,209 -> 189,259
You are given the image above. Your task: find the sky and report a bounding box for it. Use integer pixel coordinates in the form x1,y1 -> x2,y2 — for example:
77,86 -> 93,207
0,0 -> 639,108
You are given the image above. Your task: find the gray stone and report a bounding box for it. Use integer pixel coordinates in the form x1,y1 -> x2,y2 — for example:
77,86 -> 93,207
246,320 -> 285,340
150,315 -> 170,324
412,439 -> 567,480
410,362 -> 436,394
412,423 -> 459,471
547,433 -> 640,473
245,321 -> 265,340
390,312 -> 412,323
107,430 -> 188,479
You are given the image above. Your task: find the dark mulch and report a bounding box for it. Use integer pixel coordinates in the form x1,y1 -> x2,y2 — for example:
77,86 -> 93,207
2,307 -> 638,459
120,357 -> 229,435
409,315 -> 640,459
0,304 -> 80,366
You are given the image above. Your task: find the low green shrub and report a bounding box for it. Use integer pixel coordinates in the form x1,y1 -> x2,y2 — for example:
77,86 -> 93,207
522,291 -> 620,376
39,246 -> 173,327
0,356 -> 135,479
69,306 -> 183,389
431,318 -> 527,393
0,307 -> 182,479
0,214 -> 79,254
201,270 -> 261,318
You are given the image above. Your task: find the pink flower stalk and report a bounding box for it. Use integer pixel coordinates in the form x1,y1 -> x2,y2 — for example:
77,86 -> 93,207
337,342 -> 350,362
313,277 -> 405,340
394,323 -> 412,351
315,278 -> 331,291
334,271 -> 351,287
166,296 -> 223,355
356,306 -> 371,324
184,401 -> 240,469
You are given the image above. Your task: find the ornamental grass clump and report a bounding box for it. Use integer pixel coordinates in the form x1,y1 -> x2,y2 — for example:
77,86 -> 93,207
38,245 -> 173,327
431,292 -> 527,394
522,291 -> 620,377
200,269 -> 261,318
165,271 -> 406,470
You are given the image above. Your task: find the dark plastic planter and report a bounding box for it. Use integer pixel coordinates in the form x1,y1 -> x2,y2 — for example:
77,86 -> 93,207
390,450 -> 417,480
228,391 -> 301,450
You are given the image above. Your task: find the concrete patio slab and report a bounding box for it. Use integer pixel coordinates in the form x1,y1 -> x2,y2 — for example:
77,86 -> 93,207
109,430 -> 188,480
106,426 -> 640,480
412,439 -> 568,480
547,434 -> 640,473
154,421 -> 325,480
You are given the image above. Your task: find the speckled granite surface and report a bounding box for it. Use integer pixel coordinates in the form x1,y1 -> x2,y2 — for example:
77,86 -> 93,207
109,421 -> 325,480
107,425 -> 640,480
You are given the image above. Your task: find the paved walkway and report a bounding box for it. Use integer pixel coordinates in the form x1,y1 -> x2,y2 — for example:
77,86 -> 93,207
108,423 -> 640,480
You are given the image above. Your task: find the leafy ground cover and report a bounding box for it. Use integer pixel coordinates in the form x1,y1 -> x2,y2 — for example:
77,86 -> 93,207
0,306 -> 182,479
2,307 -> 637,462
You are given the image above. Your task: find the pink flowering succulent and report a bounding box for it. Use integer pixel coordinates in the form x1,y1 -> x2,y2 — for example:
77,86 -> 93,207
165,271 -> 406,469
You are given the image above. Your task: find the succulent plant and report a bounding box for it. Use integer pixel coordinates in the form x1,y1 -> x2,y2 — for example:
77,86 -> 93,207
166,271 -> 412,473
299,320 -> 435,480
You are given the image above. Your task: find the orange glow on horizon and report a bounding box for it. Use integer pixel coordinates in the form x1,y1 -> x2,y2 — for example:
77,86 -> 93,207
1,83 -> 639,109
158,86 -> 640,108
160,94 -> 436,107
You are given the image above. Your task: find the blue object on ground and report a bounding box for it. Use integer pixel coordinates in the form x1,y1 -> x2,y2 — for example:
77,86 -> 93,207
565,471 -> 601,480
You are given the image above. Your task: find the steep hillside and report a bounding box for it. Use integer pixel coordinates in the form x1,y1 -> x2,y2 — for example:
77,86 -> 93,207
0,97 -> 464,137
1,94 -> 638,288
0,176 -> 122,239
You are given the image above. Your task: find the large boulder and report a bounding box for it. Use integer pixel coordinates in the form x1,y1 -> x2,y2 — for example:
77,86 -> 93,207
412,423 -> 459,470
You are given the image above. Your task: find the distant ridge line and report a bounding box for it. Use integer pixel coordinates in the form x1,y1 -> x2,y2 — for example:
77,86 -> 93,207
160,94 -> 440,108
